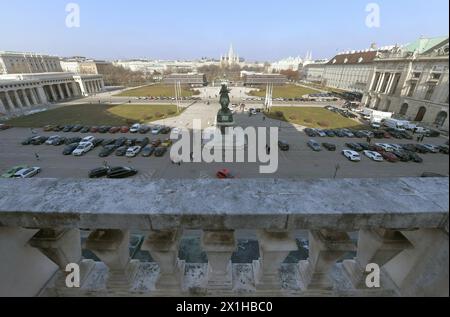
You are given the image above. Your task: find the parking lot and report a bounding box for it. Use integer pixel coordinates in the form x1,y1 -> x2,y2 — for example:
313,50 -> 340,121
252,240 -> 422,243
0,103 -> 449,180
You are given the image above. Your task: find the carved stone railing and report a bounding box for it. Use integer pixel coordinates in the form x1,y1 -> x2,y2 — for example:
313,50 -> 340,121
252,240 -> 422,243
0,177 -> 448,297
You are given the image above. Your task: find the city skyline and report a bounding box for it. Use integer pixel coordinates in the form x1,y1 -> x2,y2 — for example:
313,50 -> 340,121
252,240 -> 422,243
0,0 -> 448,61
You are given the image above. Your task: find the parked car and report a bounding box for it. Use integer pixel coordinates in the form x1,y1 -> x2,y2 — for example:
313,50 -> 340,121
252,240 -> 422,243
161,127 -> 172,134
0,123 -> 12,130
334,130 -> 346,138
342,150 -> 361,162
130,124 -> 141,133
345,143 -> 363,152
137,137 -> 150,147
98,126 -> 112,133
324,130 -> 336,137
115,146 -> 128,157
91,139 -> 104,148
81,136 -> 95,143
114,137 -> 127,148
439,145 -> 449,155
80,126 -> 91,133
216,168 -> 235,179
389,144 -> 404,152
154,147 -> 167,157
22,136 -> 35,145
152,125 -> 163,135
401,144 -> 418,152
65,137 -> 82,145
357,143 -> 371,151
139,125 -> 151,134
72,142 -> 94,156
99,145 -> 117,157
307,140 -> 322,152
126,146 -> 142,158
71,125 -> 83,132
43,125 -> 55,132
392,150 -> 410,162
141,145 -> 155,157
375,143 -> 395,152
45,136 -> 64,146
120,126 -> 130,133
426,130 -> 441,138
379,151 -> 399,163
90,126 -> 99,133
13,167 -> 41,178
1,165 -> 29,178
404,151 -> 423,163
109,127 -> 121,134
125,138 -> 137,146
304,128 -> 317,137
414,144 -> 432,154
363,150 -> 384,162
278,141 -> 290,151
31,136 -> 49,145
102,139 -> 116,147
422,144 -> 440,153
341,129 -> 355,138
314,129 -> 327,137
151,139 -> 162,147
171,128 -> 182,139
63,143 -> 79,155
322,143 -> 336,151
161,139 -> 173,148
62,125 -> 74,132
107,167 -> 138,179
89,167 -> 109,179
421,172 -> 447,177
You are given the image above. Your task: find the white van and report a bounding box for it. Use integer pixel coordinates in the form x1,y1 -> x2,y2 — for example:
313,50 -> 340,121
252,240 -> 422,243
384,119 -> 406,131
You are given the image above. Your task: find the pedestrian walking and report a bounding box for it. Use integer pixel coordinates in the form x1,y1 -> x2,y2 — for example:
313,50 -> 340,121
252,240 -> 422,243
190,152 -> 194,162
417,136 -> 421,143
421,135 -> 426,143
34,152 -> 40,161
263,116 -> 266,121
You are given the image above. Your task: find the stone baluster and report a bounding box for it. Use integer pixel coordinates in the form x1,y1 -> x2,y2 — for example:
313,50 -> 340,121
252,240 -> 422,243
85,229 -> 133,292
141,229 -> 183,291
343,229 -> 412,289
201,230 -> 237,290
29,229 -> 94,289
254,230 -> 298,290
299,230 -> 355,290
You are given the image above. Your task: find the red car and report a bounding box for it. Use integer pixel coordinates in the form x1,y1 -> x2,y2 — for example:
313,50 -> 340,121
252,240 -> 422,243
383,131 -> 392,139
120,126 -> 130,133
378,151 -> 399,163
90,126 -> 99,133
109,127 -> 121,134
216,169 -> 235,179
0,124 -> 12,130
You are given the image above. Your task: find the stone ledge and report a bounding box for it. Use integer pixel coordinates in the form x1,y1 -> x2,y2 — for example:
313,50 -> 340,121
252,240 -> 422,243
0,177 -> 448,231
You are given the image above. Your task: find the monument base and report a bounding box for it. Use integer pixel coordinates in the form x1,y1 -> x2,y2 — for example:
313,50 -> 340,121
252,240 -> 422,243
202,127 -> 246,151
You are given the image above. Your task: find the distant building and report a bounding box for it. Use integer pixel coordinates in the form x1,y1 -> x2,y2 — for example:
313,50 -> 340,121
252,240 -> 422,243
269,56 -> 304,72
302,60 -> 329,83
243,73 -> 287,86
163,73 -> 207,87
0,51 -> 62,74
220,45 -> 240,68
60,57 -> 112,75
363,36 -> 449,131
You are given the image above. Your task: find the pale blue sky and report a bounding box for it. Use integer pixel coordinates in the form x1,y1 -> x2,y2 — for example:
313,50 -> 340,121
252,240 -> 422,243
0,0 -> 448,61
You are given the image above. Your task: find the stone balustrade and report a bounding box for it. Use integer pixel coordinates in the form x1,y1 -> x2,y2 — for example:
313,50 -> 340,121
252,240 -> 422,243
0,177 -> 448,297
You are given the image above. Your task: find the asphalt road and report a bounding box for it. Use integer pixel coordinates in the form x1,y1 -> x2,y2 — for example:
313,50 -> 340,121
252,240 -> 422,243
1,103 -> 448,180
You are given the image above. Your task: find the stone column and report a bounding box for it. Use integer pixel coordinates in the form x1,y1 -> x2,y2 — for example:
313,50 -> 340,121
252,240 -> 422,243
0,97 -> 5,113
376,73 -> 385,92
29,89 -> 38,105
29,229 -> 94,289
64,83 -> 71,98
71,82 -> 80,96
85,229 -> 133,291
141,229 -> 183,291
299,230 -> 355,290
343,229 -> 412,289
49,85 -> 58,102
5,91 -> 14,109
21,90 -> 31,107
13,90 -> 23,108
254,230 -> 298,290
57,84 -> 65,100
201,230 -> 237,290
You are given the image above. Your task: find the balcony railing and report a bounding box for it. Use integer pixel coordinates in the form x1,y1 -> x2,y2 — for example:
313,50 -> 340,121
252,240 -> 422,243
0,177 -> 448,297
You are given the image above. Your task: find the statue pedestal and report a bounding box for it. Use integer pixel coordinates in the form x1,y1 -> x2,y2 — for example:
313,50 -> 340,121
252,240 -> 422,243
203,125 -> 245,151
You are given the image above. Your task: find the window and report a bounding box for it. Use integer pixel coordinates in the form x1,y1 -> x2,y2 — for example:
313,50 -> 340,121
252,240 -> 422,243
407,83 -> 416,97
424,84 -> 436,101
412,72 -> 421,79
431,73 -> 441,80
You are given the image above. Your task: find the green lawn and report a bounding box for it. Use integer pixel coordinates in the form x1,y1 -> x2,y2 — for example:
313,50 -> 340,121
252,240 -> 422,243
117,84 -> 199,97
249,85 -> 321,98
5,104 -> 181,127
265,107 -> 361,129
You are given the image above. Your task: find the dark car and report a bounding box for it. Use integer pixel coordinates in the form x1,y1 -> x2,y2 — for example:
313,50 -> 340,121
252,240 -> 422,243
154,147 -> 167,157
151,139 -> 162,147
99,126 -> 112,133
65,137 -> 82,145
89,167 -> 109,178
62,125 -> 74,132
53,125 -> 64,132
53,137 -> 67,146
322,143 -> 336,151
126,138 -> 138,146
278,141 -> 290,151
426,130 -> 441,138
109,127 -> 121,134
161,127 -> 172,134
63,143 -> 79,155
373,131 -> 385,139
31,136 -> 49,145
137,137 -> 150,148
414,144 -> 431,154
107,167 -> 138,179
304,128 -> 317,137
345,143 -> 363,152
357,143 -> 371,151
21,136 -> 35,145
141,145 -> 155,157
92,139 -> 104,148
99,145 -> 117,157
404,151 -> 423,163
139,126 -> 151,134
102,139 -> 116,147
401,144 -> 418,152
399,131 -> 413,140
392,150 -> 410,162
334,130 -> 346,138
80,126 -> 91,133
114,137 -> 127,147
71,125 -> 83,132
115,146 -> 128,156
439,145 -> 449,155
324,130 -> 336,137
421,172 -> 447,177
379,151 -> 399,163
354,131 -> 366,138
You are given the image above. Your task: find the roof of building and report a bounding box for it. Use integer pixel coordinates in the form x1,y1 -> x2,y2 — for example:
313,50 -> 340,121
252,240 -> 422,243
404,36 -> 449,54
327,51 -> 379,65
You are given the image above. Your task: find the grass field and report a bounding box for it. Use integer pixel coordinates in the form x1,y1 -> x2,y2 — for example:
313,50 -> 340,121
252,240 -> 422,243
265,106 -> 361,129
249,85 -> 321,98
117,84 -> 199,97
5,104 -> 181,127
